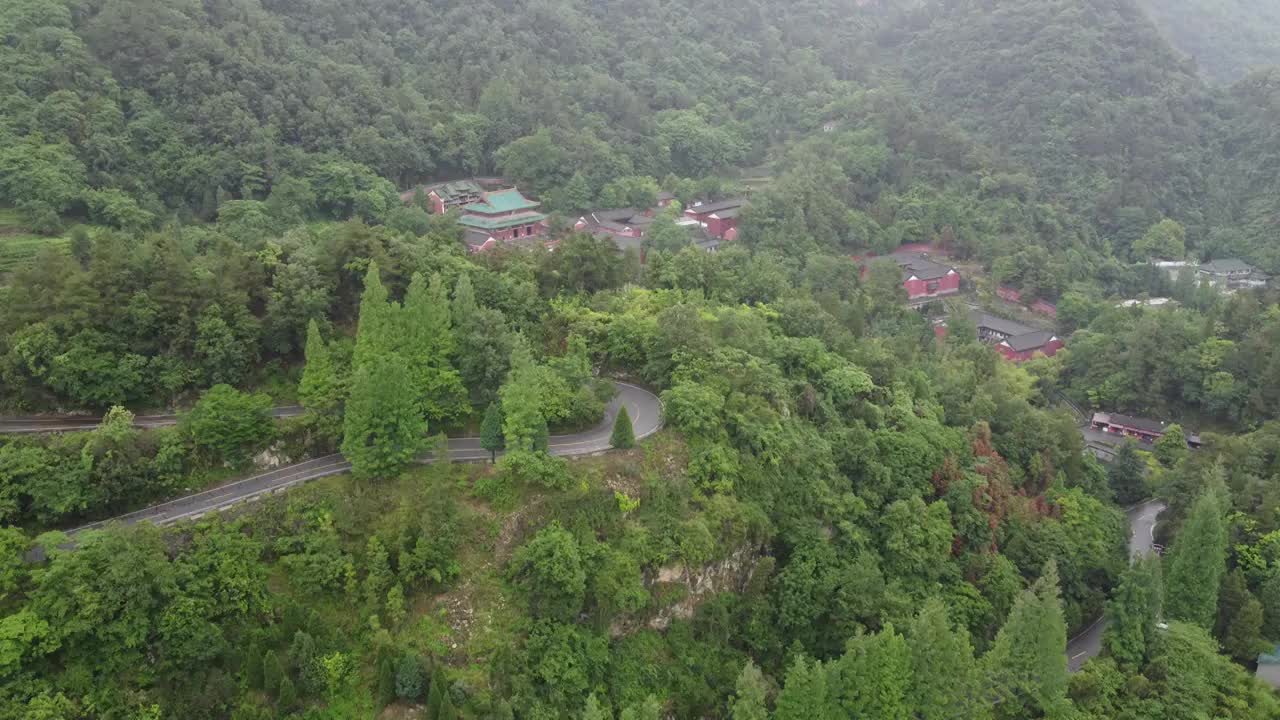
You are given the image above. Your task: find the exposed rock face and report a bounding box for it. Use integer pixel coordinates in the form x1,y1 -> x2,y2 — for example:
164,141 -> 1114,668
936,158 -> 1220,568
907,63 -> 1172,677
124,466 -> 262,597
629,544 -> 766,633
253,442 -> 290,469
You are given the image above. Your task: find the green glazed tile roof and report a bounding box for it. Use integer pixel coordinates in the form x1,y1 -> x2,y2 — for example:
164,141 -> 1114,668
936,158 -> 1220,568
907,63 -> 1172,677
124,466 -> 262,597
463,188 -> 540,214
459,211 -> 547,230
433,180 -> 483,202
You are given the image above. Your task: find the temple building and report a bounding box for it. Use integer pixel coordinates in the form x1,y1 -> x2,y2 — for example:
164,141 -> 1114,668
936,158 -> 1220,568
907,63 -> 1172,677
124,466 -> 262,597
457,188 -> 547,242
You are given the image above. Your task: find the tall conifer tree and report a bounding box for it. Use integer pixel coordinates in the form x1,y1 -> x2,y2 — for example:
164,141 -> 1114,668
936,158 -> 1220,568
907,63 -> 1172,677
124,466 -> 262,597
500,341 -> 547,452
984,562 -> 1068,720
402,272 -> 468,422
906,597 -> 986,720
1104,554 -> 1163,667
480,402 -> 505,463
341,354 -> 426,480
610,407 -> 635,449
729,661 -> 769,720
1166,490 -> 1227,629
353,261 -> 393,372
299,319 -> 343,442
773,655 -> 829,720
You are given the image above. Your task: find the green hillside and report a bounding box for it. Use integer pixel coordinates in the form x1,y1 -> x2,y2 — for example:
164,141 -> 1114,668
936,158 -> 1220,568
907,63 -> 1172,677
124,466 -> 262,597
1136,0 -> 1280,83
3,1 -> 1280,718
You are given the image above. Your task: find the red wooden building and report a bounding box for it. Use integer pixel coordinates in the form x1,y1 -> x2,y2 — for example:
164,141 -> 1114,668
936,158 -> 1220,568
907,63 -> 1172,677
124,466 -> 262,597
996,330 -> 1064,362
1091,412 -> 1202,447
970,310 -> 1063,362
894,252 -> 961,301
685,198 -> 747,239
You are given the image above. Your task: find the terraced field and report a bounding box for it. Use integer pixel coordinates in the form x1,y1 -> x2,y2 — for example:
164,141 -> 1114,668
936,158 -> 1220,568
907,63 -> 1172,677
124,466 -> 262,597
0,209 -> 72,275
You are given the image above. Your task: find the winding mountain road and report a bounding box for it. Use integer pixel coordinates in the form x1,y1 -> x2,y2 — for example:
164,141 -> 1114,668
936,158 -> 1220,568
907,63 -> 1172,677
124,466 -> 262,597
0,406 -> 306,434
1065,498 -> 1166,671
66,381 -> 661,536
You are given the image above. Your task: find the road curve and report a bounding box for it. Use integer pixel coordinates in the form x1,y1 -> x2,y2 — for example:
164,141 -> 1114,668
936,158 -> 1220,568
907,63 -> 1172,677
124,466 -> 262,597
1066,498 -> 1166,671
67,381 -> 661,536
0,406 -> 306,434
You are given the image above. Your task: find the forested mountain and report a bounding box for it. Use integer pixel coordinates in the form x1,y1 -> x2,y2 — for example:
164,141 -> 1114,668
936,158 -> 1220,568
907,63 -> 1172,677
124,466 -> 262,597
4,0 -> 1280,718
1136,0 -> 1280,83
883,0 -> 1217,253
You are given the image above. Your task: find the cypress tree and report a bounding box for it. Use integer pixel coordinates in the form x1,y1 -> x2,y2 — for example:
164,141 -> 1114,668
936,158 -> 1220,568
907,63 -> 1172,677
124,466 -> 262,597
729,661 -> 769,720
363,536 -> 393,608
426,668 -> 444,720
376,653 -> 396,708
243,645 -> 264,689
438,698 -> 457,720
1104,554 -> 1163,667
299,316 -> 340,412
1153,424 -> 1188,468
386,582 -> 407,625
610,406 -> 636,449
533,415 -> 550,452
402,272 -> 468,423
262,650 -> 285,698
619,696 -> 662,720
341,354 -> 427,480
984,562 -> 1068,720
582,693 -> 612,720
480,402 -> 505,463
1224,596 -> 1268,664
1215,569 -> 1251,640
774,655 -> 829,720
276,675 -> 297,712
451,272 -> 478,328
353,261 -> 393,372
395,653 -> 423,701
828,625 -> 912,720
906,597 -> 986,720
1260,571 -> 1280,640
299,319 -> 343,443
1107,440 -> 1147,504
500,340 -> 547,452
1166,491 -> 1227,629
289,630 -> 319,694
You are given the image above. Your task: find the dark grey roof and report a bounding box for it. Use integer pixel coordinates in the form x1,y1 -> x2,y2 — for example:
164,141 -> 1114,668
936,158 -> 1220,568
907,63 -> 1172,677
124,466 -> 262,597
903,259 -> 953,281
688,198 -> 746,215
464,229 -> 494,248
892,252 -> 955,281
971,310 -> 1035,338
1200,258 -> 1256,275
657,191 -> 675,201
591,208 -> 640,223
1107,413 -> 1169,435
596,220 -> 634,234
589,227 -> 643,251
707,206 -> 742,220
1004,330 -> 1056,352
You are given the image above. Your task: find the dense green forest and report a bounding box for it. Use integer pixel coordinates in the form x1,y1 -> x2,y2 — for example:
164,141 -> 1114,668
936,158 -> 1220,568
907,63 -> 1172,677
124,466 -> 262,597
1136,0 -> 1280,83
4,0 -> 1280,718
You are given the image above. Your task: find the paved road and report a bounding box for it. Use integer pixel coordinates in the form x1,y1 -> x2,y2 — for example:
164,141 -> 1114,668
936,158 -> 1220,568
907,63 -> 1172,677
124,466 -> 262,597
1065,498 -> 1166,671
66,381 -> 661,535
0,406 -> 306,434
